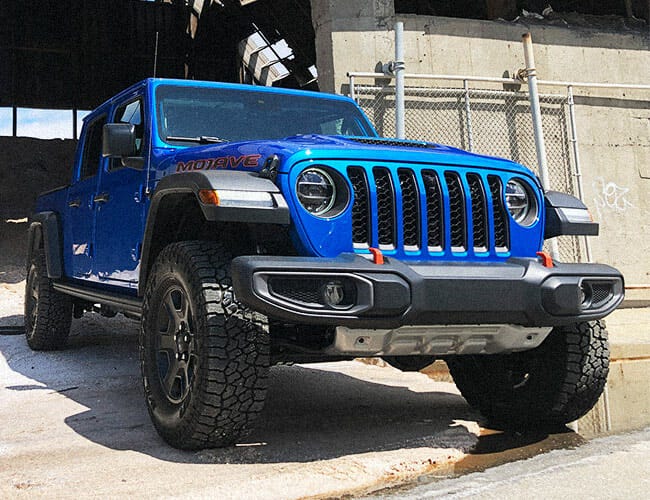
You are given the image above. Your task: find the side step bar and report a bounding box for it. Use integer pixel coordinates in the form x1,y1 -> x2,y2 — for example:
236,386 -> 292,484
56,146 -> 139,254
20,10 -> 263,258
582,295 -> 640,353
53,282 -> 143,318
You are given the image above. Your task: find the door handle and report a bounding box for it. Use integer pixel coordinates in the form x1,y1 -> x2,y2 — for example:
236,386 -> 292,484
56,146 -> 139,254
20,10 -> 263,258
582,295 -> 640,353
68,198 -> 81,208
93,193 -> 110,203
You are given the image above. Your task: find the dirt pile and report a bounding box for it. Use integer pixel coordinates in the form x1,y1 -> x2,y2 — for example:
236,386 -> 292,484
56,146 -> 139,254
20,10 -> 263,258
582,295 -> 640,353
0,137 -> 77,220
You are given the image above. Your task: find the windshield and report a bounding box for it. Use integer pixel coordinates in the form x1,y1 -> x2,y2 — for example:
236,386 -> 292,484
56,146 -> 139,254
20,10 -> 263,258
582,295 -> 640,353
155,85 -> 375,146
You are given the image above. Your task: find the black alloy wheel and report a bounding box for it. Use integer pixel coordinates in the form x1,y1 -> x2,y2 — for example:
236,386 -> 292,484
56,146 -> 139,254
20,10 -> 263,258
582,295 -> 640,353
141,241 -> 270,449
155,285 -> 198,405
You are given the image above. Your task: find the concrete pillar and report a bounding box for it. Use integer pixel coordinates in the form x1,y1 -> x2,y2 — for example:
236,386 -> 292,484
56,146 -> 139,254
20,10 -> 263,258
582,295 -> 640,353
311,0 -> 394,92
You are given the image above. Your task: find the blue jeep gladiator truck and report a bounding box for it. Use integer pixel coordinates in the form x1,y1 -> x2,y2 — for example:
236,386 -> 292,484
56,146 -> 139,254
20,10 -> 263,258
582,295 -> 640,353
25,78 -> 624,449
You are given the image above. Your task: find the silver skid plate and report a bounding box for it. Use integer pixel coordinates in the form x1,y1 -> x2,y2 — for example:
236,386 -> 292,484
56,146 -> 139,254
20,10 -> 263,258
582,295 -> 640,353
329,324 -> 553,356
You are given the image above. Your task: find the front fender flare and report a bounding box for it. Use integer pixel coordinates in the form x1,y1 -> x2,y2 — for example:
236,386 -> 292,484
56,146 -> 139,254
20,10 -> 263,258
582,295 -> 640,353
139,171 -> 290,294
151,171 -> 289,224
544,191 -> 599,239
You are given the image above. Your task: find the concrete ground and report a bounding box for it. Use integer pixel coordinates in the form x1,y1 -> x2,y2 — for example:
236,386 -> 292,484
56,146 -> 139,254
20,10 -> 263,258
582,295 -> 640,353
0,321 -> 478,498
376,427 -> 650,499
1,272 -> 478,498
1,261 -> 649,497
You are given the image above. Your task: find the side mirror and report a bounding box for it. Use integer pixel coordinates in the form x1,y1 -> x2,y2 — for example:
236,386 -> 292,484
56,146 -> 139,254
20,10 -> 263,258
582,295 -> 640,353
102,123 -> 144,171
103,123 -> 136,158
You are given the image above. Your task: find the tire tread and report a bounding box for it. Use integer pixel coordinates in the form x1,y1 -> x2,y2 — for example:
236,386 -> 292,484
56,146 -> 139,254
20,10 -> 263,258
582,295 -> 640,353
24,249 -> 72,351
140,241 -> 269,449
447,320 -> 609,428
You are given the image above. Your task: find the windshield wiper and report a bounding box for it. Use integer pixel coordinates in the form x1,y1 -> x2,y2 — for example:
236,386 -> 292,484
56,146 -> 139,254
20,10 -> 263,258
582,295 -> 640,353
165,135 -> 229,144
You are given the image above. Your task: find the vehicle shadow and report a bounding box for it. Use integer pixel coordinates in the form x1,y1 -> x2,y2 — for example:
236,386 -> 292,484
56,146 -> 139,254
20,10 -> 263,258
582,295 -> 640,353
1,314 -> 481,465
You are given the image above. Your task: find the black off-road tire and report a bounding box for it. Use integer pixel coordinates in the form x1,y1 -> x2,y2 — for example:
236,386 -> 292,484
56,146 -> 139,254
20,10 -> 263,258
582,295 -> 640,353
24,249 -> 72,350
140,241 -> 270,449
447,320 -> 609,428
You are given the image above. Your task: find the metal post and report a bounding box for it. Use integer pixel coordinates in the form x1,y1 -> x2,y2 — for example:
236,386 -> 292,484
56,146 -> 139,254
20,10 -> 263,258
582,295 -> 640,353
72,109 -> 78,140
603,383 -> 612,432
349,74 -> 356,102
12,107 -> 17,137
567,85 -> 592,263
522,33 -> 559,259
522,33 -> 550,188
463,79 -> 474,152
394,22 -> 405,139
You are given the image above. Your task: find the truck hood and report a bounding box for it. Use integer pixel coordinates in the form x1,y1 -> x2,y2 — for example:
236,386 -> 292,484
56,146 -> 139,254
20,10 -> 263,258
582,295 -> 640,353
156,134 -> 536,178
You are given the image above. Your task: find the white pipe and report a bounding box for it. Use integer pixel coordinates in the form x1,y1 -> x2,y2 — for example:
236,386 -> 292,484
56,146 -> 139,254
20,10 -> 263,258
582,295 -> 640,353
463,79 -> 474,152
353,86 -> 529,98
348,71 -> 520,85
394,22 -> 406,139
567,85 -> 593,263
523,33 -> 549,187
603,383 -> 613,433
537,79 -> 650,90
346,71 -> 650,91
522,32 -> 559,260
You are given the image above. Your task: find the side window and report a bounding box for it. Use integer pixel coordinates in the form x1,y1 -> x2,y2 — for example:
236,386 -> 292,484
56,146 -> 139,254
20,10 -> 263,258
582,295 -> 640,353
79,116 -> 106,180
111,99 -> 144,171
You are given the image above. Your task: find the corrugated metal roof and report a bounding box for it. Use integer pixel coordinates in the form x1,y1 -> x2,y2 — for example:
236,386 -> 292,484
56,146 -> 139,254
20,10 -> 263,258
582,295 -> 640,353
0,0 -> 187,109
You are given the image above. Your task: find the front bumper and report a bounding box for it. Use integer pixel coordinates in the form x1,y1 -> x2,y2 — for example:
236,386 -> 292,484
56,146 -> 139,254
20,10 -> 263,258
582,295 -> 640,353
231,254 -> 624,329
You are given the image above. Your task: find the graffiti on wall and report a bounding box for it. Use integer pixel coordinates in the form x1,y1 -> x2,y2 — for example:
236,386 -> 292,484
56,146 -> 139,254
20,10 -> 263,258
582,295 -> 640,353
592,177 -> 634,219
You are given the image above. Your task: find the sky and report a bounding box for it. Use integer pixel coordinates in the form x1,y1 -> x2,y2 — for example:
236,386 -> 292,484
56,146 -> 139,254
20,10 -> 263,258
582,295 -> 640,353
0,108 -> 90,139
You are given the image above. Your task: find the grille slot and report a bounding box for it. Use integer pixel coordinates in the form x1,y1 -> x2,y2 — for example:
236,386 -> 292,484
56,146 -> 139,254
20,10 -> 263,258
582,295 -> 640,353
373,167 -> 396,247
422,170 -> 444,251
398,169 -> 420,249
467,173 -> 488,251
487,176 -> 509,251
348,167 -> 371,246
444,172 -> 467,251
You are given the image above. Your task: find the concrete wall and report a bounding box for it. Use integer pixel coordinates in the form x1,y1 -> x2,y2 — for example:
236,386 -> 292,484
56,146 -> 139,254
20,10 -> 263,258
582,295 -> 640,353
312,0 -> 650,293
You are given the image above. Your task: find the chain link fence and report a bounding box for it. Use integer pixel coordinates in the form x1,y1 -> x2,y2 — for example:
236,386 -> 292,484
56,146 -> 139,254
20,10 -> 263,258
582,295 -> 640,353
350,78 -> 582,262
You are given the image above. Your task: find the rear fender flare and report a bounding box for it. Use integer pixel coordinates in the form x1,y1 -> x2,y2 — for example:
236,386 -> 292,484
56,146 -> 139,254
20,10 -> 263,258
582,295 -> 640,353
27,212 -> 63,279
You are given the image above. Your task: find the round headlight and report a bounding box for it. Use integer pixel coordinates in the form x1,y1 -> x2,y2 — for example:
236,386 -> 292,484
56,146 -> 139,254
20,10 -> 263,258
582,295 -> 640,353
296,168 -> 336,216
505,179 -> 537,226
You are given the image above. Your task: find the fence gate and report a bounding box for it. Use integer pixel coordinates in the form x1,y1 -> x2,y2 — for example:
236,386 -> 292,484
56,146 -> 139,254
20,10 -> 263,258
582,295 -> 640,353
349,77 -> 583,263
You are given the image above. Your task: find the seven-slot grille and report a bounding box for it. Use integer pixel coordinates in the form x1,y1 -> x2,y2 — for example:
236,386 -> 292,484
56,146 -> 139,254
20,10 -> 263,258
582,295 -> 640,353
347,166 -> 510,255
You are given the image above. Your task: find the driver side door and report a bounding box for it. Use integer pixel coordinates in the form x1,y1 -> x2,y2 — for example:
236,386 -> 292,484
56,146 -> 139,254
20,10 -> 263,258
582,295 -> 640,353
92,96 -> 148,288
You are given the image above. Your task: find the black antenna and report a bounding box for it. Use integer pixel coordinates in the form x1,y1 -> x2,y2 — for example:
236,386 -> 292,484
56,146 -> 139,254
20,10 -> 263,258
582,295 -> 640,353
153,31 -> 159,78
146,30 -> 159,195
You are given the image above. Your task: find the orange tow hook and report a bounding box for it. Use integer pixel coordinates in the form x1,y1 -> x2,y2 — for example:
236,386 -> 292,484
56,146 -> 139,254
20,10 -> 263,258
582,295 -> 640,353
536,251 -> 554,268
368,247 -> 384,265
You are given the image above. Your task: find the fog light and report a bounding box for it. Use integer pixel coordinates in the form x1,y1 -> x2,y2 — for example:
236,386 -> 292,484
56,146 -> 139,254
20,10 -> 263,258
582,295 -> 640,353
321,281 -> 345,307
